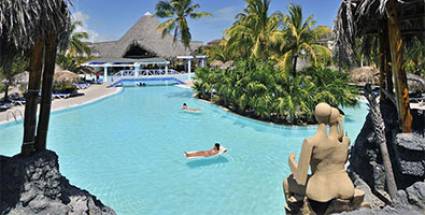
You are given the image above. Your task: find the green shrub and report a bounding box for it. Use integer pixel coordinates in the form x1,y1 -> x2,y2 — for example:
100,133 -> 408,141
53,81 -> 78,94
194,60 -> 359,125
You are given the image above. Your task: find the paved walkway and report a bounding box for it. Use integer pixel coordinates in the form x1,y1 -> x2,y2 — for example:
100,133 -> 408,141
0,85 -> 121,125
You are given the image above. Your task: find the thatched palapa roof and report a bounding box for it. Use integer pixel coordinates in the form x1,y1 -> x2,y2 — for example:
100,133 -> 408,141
349,66 -> 425,92
90,13 -> 203,59
336,0 -> 425,59
0,0 -> 71,67
350,66 -> 380,85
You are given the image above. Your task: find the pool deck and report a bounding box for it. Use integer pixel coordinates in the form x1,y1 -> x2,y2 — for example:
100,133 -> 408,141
0,84 -> 121,125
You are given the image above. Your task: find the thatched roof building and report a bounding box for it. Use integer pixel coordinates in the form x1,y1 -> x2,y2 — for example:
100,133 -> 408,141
89,12 -> 203,59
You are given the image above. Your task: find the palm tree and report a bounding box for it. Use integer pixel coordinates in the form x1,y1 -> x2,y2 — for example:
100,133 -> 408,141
57,21 -> 93,74
273,4 -> 331,77
0,57 -> 28,101
0,0 -> 71,156
66,21 -> 91,58
204,39 -> 232,63
155,0 -> 211,49
226,0 -> 281,59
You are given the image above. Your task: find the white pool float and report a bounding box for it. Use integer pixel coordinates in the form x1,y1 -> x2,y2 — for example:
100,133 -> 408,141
182,108 -> 201,114
184,147 -> 227,160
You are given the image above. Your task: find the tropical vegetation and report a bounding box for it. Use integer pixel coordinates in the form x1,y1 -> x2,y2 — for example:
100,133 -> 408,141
155,0 -> 211,49
194,60 -> 357,125
195,1 -> 357,124
404,37 -> 425,77
56,21 -> 93,74
0,56 -> 27,100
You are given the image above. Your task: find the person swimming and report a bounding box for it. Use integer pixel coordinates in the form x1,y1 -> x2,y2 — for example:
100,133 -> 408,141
184,143 -> 227,158
181,103 -> 201,113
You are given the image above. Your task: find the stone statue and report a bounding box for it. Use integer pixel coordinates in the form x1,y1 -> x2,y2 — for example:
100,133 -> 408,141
283,103 -> 364,214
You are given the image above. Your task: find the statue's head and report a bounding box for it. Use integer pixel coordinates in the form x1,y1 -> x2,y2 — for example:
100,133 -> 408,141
314,103 -> 332,124
330,107 -> 345,140
329,108 -> 341,125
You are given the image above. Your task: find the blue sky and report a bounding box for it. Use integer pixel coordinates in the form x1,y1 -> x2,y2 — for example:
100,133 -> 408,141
71,0 -> 341,43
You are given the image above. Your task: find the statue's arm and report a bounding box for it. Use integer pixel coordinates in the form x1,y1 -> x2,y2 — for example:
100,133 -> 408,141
289,153 -> 298,173
293,139 -> 314,185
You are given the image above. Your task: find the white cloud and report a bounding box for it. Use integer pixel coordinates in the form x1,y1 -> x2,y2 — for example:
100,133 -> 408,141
72,11 -> 112,42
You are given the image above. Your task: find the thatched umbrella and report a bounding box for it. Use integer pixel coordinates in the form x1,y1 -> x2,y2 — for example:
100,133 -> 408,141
13,71 -> 29,84
54,70 -> 79,83
350,66 -> 380,85
350,67 -> 425,93
0,0 -> 72,155
210,60 -> 234,70
221,60 -> 234,70
336,0 -> 425,133
210,60 -> 224,68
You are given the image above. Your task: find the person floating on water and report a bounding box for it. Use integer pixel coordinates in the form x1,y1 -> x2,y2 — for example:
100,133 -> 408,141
184,143 -> 227,159
182,103 -> 188,110
181,103 -> 201,113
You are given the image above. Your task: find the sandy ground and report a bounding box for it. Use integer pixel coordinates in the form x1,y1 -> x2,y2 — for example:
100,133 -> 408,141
0,84 -> 121,125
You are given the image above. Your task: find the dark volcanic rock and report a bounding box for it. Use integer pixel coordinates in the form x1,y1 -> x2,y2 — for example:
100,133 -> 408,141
0,150 -> 116,215
340,181 -> 425,215
349,100 -> 425,190
396,133 -> 425,152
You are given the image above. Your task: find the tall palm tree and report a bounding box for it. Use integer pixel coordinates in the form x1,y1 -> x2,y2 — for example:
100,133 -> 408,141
0,0 -> 71,156
274,4 -> 331,77
66,21 -> 91,57
57,20 -> 92,74
155,0 -> 211,49
226,0 -> 281,59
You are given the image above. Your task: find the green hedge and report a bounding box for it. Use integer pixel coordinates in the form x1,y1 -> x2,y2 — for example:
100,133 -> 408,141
194,60 -> 358,125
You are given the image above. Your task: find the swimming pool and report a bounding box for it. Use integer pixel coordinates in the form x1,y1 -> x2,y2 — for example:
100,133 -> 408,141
0,86 -> 368,215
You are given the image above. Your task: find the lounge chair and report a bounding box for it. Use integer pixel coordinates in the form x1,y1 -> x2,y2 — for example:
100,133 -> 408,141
73,83 -> 90,90
11,98 -> 26,106
53,93 -> 71,99
0,102 -> 12,112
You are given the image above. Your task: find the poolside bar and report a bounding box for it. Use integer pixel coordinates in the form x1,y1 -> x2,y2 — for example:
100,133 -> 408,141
82,57 -> 171,83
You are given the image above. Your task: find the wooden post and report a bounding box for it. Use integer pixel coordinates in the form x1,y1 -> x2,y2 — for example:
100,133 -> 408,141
380,22 -> 394,101
22,39 -> 44,156
386,0 -> 413,133
36,33 -> 58,151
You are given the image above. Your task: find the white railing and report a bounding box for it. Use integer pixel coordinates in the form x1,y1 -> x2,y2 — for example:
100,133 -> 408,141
109,69 -> 194,86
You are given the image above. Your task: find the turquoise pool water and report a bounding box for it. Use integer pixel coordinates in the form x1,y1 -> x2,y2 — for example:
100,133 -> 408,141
0,86 -> 368,215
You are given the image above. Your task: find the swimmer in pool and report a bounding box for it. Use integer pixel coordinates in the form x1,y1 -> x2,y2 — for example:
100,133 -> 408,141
184,143 -> 226,158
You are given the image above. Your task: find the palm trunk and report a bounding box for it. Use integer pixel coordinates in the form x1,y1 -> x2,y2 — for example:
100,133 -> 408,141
292,54 -> 298,77
3,83 -> 9,101
35,34 -> 58,152
21,39 -> 44,156
366,87 -> 398,200
386,0 -> 413,133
